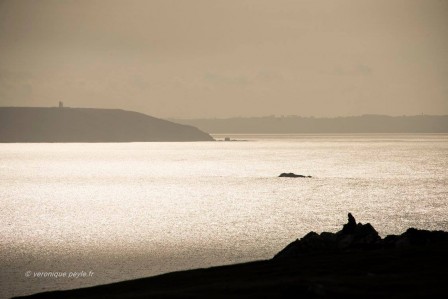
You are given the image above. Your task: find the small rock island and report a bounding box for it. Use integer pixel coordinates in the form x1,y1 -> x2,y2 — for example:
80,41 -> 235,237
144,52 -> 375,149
0,107 -> 214,142
279,172 -> 312,178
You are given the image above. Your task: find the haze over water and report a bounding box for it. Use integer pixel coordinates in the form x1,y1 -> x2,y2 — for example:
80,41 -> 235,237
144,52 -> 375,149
1,134 -> 447,298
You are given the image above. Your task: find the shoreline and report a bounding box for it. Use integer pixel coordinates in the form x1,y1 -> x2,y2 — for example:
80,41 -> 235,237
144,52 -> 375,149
16,214 -> 448,299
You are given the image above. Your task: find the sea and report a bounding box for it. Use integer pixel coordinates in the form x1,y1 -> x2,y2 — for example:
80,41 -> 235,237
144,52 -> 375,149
1,134 -> 447,298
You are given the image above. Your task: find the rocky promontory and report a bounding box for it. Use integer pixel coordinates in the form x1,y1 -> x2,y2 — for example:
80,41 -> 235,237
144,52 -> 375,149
275,213 -> 448,258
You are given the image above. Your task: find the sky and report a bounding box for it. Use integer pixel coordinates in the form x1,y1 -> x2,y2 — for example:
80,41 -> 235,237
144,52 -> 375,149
0,0 -> 447,118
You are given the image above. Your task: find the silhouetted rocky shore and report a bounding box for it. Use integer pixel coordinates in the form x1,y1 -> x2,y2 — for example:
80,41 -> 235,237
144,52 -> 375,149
17,214 -> 448,298
275,213 -> 448,258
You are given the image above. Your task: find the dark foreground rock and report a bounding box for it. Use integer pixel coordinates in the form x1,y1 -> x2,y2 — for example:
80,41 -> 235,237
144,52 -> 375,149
16,214 -> 448,299
279,172 -> 312,178
274,213 -> 448,259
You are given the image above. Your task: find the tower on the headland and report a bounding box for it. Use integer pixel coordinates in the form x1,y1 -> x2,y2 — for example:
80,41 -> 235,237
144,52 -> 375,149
59,101 -> 63,108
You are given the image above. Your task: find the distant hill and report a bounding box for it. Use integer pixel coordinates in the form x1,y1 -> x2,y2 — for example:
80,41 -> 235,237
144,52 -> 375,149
172,115 -> 448,134
0,107 -> 214,142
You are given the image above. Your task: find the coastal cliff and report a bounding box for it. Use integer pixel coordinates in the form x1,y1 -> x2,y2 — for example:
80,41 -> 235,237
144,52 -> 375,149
0,107 -> 214,142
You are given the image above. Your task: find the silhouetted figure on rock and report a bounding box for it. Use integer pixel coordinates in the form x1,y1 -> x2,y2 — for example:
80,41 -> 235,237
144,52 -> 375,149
342,213 -> 357,234
275,213 -> 380,258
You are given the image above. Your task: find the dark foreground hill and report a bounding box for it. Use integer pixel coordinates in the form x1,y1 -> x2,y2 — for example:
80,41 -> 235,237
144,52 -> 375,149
17,214 -> 448,299
0,107 -> 214,142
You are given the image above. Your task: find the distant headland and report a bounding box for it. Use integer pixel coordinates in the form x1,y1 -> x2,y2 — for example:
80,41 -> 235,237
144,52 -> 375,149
173,114 -> 448,134
0,106 -> 214,142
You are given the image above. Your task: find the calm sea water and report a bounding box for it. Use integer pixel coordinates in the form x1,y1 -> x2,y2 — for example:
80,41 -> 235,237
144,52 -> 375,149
1,134 -> 447,298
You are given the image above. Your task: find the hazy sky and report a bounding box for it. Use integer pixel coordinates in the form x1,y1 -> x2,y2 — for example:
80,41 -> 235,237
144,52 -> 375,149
0,0 -> 447,118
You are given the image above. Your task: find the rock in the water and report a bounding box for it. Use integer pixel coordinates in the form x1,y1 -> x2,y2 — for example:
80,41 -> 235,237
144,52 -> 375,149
279,173 -> 312,178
